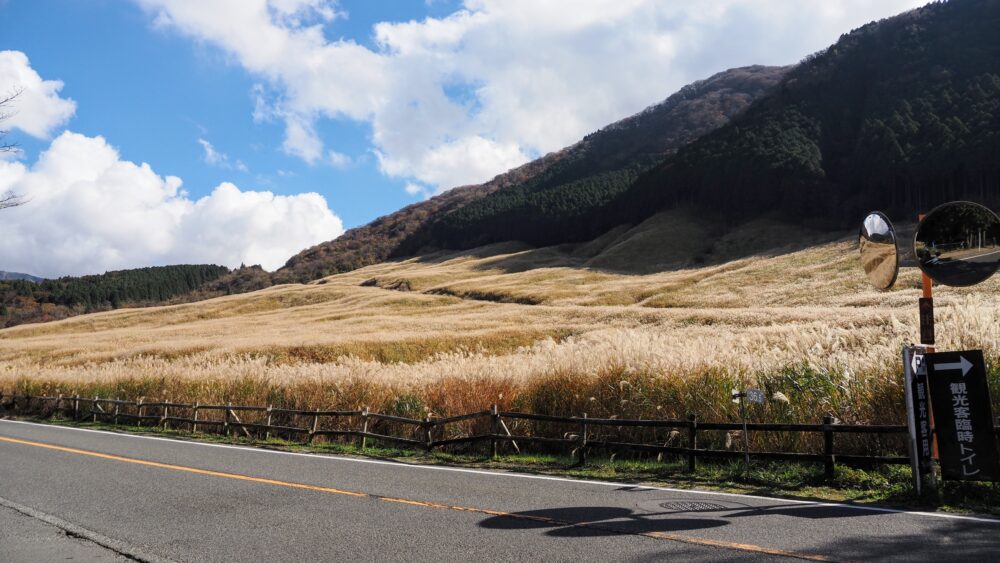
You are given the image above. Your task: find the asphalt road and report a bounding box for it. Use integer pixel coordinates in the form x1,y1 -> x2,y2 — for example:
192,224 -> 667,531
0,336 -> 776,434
1,420 -> 998,562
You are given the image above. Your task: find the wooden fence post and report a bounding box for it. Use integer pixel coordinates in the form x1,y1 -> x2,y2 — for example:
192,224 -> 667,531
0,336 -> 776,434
192,403 -> 199,433
360,408 -> 369,449
490,404 -> 499,459
113,398 -> 120,426
73,395 -> 79,420
823,415 -> 835,479
579,413 -> 588,465
308,408 -> 320,444
264,405 -> 272,440
136,398 -> 144,427
92,395 -> 99,423
162,400 -> 170,430
224,402 -> 232,437
56,393 -> 63,415
687,414 -> 698,472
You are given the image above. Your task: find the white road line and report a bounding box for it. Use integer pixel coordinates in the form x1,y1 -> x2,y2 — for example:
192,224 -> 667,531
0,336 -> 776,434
956,249 -> 1000,262
0,494 -> 176,563
3,419 -> 999,524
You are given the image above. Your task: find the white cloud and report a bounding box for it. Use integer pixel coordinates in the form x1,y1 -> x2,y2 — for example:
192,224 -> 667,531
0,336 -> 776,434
198,137 -> 224,164
0,131 -> 343,277
403,182 -> 428,198
198,137 -> 249,171
0,50 -> 76,139
137,0 -> 926,194
327,149 -> 351,168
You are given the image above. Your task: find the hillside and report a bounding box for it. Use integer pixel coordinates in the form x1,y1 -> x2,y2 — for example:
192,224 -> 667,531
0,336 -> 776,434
272,148 -> 569,284
4,209 -> 1000,424
611,0 -> 1000,228
0,264 -> 230,327
274,65 -> 788,282
413,0 -> 1000,251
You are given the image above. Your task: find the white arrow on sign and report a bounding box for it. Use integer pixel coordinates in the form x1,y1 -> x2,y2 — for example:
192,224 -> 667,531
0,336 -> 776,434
933,356 -> 974,377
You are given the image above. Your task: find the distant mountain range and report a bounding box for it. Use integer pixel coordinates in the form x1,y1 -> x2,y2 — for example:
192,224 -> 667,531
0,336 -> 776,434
0,271 -> 43,283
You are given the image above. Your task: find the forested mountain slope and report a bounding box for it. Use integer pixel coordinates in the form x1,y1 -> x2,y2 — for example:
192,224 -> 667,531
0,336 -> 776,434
275,65 -> 787,281
599,0 -> 1000,235
0,264 -> 230,327
410,0 -> 1000,251
273,149 -> 570,283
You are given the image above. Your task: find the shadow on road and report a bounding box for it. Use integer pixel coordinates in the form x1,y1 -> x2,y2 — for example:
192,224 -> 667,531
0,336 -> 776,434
478,506 -> 727,537
478,498 -> 884,539
723,503 -> 876,520
809,520 -> 1000,561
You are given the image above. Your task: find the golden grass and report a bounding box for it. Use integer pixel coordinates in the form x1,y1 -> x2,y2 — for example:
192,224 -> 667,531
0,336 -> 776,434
3,212 -> 1000,444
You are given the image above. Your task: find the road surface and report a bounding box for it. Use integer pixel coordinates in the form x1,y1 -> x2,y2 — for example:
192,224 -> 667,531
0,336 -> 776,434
1,420 -> 998,562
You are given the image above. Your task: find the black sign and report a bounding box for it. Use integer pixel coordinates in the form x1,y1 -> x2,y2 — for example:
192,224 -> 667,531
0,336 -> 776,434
919,298 -> 934,345
903,347 -> 933,493
912,355 -> 933,470
926,350 -> 1000,481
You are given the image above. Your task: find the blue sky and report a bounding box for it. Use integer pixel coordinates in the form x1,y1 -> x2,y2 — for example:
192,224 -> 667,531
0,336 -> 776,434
0,0 -> 926,277
1,0 -> 463,227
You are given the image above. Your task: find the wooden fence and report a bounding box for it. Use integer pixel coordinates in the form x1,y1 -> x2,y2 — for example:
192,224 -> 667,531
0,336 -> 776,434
0,392 -> 928,478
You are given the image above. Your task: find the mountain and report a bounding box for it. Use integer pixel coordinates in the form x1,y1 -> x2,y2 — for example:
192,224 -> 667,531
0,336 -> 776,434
274,64 -> 789,282
273,149 -> 571,283
571,0 -> 1000,242
0,264 -> 230,327
0,271 -> 43,283
395,0 -> 1000,254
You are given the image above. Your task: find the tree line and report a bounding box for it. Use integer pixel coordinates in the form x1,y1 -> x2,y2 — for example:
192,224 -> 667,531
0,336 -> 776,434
0,265 -> 230,327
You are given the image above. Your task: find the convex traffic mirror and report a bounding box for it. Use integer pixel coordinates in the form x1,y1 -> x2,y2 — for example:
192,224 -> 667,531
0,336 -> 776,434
915,201 -> 1000,287
859,211 -> 899,290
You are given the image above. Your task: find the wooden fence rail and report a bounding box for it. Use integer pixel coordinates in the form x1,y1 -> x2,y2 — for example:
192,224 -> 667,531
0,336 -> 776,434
1,391 -> 967,478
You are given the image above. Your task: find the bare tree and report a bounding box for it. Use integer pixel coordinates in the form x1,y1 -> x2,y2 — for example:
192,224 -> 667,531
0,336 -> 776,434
0,88 -> 25,210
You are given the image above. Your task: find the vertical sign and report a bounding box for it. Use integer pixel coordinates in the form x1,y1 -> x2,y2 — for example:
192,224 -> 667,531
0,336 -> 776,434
903,346 -> 932,493
919,298 -> 934,345
926,350 -> 1000,481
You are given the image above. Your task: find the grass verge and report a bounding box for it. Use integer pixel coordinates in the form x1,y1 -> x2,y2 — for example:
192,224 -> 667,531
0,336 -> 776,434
11,415 -> 1000,517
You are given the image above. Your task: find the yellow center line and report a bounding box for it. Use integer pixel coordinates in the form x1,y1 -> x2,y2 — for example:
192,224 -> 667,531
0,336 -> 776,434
0,435 -> 837,562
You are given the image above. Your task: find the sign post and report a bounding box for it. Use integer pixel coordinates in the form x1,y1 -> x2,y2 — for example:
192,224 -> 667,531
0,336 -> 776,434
863,203 -> 1000,491
731,388 -> 764,476
925,350 -> 1000,481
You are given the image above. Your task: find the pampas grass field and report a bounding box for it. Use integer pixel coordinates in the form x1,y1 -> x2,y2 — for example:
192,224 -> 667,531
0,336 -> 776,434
3,215 -> 999,448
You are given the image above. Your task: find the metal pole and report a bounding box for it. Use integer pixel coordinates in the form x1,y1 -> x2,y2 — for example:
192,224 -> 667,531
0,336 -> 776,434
687,414 -> 697,472
918,213 -> 940,491
739,395 -> 750,475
